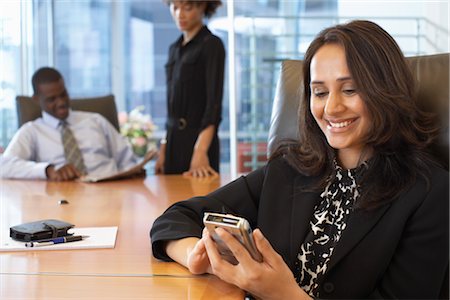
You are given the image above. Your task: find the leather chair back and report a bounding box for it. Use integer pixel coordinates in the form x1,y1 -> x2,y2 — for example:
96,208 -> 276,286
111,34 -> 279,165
16,94 -> 120,131
268,53 -> 449,170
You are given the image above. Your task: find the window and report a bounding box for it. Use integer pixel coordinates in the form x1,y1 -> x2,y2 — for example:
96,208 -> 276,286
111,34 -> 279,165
0,1 -> 24,152
53,1 -> 112,97
1,0 -> 448,177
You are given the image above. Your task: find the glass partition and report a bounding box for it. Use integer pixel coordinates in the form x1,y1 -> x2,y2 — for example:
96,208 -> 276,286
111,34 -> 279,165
0,0 -> 448,178
0,1 -> 26,152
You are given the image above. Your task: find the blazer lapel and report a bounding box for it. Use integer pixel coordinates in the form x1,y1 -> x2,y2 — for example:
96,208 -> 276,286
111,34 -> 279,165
326,202 -> 391,271
289,174 -> 321,268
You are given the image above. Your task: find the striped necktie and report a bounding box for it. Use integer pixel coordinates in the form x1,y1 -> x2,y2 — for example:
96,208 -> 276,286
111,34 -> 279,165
60,121 -> 87,174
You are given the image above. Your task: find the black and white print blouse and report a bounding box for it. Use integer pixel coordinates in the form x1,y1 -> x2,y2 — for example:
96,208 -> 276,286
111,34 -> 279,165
295,160 -> 367,298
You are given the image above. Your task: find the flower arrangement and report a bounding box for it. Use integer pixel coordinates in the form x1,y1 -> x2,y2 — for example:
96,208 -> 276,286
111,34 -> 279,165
118,106 -> 157,156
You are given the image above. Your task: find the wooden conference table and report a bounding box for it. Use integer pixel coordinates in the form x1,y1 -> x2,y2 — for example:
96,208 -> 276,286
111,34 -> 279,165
0,175 -> 245,299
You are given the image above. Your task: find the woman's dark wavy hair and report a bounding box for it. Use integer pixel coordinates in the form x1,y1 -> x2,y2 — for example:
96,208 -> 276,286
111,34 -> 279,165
272,20 -> 439,209
163,0 -> 222,18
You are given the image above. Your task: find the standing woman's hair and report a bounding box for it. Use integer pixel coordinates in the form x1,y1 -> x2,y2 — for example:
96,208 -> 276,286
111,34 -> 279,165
163,0 -> 222,18
276,20 -> 439,209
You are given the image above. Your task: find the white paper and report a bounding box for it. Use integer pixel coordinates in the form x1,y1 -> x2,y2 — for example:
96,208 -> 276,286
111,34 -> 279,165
0,226 -> 118,252
80,149 -> 156,183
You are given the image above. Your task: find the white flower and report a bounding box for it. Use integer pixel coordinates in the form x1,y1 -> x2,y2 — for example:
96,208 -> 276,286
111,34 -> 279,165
117,106 -> 157,155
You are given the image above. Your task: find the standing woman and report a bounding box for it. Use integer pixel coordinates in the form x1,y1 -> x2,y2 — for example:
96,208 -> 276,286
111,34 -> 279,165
155,0 -> 225,177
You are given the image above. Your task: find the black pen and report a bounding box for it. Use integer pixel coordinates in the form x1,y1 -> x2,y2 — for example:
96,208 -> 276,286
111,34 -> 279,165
25,235 -> 89,247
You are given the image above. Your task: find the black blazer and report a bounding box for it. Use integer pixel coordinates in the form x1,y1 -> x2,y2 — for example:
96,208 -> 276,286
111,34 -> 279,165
151,157 -> 449,299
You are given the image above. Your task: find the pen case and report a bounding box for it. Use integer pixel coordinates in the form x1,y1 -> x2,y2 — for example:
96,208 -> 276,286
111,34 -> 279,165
10,219 -> 74,242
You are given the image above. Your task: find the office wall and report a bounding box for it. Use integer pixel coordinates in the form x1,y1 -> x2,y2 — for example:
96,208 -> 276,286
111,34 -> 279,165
337,1 -> 449,54
424,2 -> 449,53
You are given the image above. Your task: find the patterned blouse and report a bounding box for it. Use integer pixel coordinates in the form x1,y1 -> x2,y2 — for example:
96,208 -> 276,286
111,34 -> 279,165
294,160 -> 368,298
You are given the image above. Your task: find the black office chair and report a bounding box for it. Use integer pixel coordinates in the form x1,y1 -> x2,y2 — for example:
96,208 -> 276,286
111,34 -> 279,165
15,94 -> 120,131
268,53 -> 449,298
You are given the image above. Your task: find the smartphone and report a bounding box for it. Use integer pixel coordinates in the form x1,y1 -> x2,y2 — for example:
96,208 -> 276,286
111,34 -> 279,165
203,212 -> 263,265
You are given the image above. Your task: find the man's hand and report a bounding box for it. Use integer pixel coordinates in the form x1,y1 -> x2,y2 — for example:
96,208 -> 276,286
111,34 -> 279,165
46,164 -> 81,181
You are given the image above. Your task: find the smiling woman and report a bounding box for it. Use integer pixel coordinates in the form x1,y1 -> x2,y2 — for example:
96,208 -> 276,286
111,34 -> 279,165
150,20 -> 448,299
309,43 -> 372,169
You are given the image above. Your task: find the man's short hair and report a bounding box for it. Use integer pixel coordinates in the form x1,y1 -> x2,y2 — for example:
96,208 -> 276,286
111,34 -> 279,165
32,67 -> 63,95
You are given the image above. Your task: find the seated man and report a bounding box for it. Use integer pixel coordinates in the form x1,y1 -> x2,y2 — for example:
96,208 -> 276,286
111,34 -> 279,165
1,67 -> 138,181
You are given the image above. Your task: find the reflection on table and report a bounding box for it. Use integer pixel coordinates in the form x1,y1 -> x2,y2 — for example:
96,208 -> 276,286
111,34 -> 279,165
0,175 -> 243,299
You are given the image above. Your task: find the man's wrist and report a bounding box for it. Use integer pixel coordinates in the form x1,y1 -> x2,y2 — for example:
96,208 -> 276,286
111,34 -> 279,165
45,164 -> 55,178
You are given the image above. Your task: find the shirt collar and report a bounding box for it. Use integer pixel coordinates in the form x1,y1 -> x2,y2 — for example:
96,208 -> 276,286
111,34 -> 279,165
42,109 -> 73,129
333,157 -> 370,182
175,25 -> 209,48
190,25 -> 209,43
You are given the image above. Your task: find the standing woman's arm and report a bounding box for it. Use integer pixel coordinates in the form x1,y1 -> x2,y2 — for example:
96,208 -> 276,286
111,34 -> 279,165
186,124 -> 217,177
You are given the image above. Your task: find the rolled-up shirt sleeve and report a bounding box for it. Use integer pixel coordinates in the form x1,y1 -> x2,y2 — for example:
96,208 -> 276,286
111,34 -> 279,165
1,124 -> 50,179
1,155 -> 49,179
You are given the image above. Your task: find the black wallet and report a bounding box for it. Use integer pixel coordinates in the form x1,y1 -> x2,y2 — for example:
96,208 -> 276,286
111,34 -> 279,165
10,219 -> 74,242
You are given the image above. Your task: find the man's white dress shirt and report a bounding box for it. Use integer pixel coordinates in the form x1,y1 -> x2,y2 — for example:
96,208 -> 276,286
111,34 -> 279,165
1,110 -> 137,179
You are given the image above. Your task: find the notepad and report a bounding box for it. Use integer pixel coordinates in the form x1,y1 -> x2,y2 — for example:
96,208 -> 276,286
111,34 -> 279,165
0,226 -> 118,252
80,149 -> 157,183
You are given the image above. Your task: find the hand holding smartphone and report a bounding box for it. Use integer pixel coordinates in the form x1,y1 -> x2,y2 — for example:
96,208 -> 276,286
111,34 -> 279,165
203,212 -> 263,265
